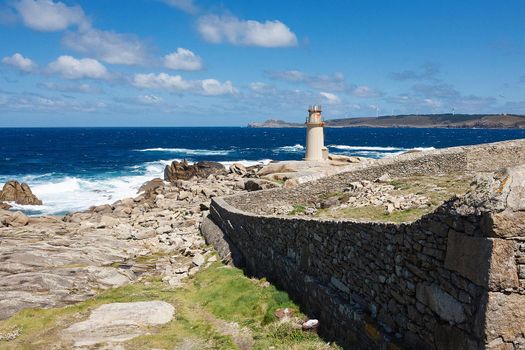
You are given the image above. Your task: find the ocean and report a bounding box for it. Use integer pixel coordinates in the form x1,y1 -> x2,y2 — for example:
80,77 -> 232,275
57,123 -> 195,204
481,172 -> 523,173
1,127 -> 524,216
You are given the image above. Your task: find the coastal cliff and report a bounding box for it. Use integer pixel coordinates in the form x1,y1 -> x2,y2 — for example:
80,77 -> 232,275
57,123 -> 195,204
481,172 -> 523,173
249,113 -> 525,129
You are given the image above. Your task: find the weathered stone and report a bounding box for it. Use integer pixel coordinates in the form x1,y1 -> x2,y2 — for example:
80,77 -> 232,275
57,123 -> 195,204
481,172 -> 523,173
320,197 -> 340,209
330,276 -> 349,294
327,154 -> 361,163
178,191 -> 191,200
87,267 -> 131,288
63,301 -> 175,346
138,178 -> 164,196
504,165 -> 525,210
0,180 -> 42,205
415,283 -> 465,323
117,197 -> 135,207
375,173 -> 392,183
97,215 -> 119,228
445,231 -> 519,289
244,179 -> 279,192
114,223 -> 133,239
201,188 -> 215,198
229,163 -> 247,175
192,253 -> 205,266
484,292 -> 525,343
444,231 -> 491,287
156,225 -> 172,235
113,205 -> 132,218
164,160 -> 226,182
2,211 -> 29,227
488,239 -> 519,290
133,228 -> 156,240
483,210 -> 525,238
92,204 -> 113,214
434,324 -> 479,350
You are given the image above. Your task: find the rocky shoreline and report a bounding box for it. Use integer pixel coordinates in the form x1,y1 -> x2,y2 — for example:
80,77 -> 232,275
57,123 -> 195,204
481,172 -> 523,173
0,156 -> 366,348
0,160 -> 272,321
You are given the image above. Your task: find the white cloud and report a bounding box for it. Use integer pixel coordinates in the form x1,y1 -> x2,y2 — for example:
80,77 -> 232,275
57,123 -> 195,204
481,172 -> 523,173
13,1 -> 148,65
13,0 -> 89,31
133,73 -> 192,90
197,15 -> 298,48
423,98 -> 441,108
162,0 -> 198,14
39,81 -> 102,94
164,48 -> 203,71
249,82 -> 275,93
320,92 -> 341,105
2,53 -> 36,72
200,79 -> 235,96
351,85 -> 382,98
137,94 -> 163,104
267,70 -> 346,91
2,93 -> 106,112
48,55 -> 109,79
269,70 -> 307,82
63,28 -> 147,65
132,72 -> 236,96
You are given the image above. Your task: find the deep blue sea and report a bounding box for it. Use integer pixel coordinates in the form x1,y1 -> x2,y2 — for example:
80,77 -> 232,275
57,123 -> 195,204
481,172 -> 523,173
1,127 -> 524,215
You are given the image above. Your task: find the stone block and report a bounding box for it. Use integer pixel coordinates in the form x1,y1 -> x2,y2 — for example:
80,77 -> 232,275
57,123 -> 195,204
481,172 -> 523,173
484,292 -> 525,343
444,231 -> 519,289
505,165 -> 525,211
489,239 -> 519,290
434,324 -> 479,350
330,276 -> 350,294
416,283 -> 465,323
483,210 -> 525,238
444,231 -> 491,287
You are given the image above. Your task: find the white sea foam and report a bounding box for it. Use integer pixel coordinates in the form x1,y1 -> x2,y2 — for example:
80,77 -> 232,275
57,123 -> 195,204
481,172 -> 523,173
328,145 -> 403,151
4,158 -> 178,216
329,145 -> 435,152
136,148 -> 233,156
4,157 -> 275,216
219,159 -> 272,168
274,144 -> 304,152
327,145 -> 435,159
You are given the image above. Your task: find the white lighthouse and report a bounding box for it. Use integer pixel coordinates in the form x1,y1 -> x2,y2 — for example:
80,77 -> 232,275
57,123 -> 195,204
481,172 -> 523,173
304,105 -> 328,161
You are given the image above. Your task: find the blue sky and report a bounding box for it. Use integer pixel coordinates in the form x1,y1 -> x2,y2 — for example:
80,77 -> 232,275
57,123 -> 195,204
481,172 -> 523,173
0,0 -> 524,126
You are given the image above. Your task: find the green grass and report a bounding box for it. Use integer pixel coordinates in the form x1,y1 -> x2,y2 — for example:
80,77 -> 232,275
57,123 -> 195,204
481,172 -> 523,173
316,205 -> 427,223
287,205 -> 306,216
313,174 -> 472,223
0,262 -> 340,350
318,191 -> 344,200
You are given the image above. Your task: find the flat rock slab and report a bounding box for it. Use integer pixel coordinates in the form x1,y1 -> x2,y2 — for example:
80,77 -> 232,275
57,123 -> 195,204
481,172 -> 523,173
258,159 -> 365,187
0,223 -> 144,320
63,301 -> 175,347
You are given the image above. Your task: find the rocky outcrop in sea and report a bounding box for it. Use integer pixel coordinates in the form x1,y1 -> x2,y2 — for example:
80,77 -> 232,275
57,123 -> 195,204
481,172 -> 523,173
0,180 -> 42,206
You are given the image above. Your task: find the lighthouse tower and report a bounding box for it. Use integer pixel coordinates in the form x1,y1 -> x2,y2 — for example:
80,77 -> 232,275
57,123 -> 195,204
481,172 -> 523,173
305,105 -> 328,161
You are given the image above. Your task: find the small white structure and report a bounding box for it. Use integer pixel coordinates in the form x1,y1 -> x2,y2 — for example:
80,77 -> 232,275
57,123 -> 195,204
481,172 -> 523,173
305,105 -> 328,161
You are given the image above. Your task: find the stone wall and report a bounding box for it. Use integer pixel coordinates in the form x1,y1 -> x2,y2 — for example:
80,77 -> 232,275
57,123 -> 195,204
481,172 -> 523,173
202,139 -> 525,350
226,139 -> 525,215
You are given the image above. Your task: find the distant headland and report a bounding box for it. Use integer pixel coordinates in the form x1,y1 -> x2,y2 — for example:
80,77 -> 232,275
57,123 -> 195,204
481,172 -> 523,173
248,113 -> 525,129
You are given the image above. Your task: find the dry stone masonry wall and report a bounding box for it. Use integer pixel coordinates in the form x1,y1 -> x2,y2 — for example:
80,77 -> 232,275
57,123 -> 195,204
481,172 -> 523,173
203,140 -> 525,350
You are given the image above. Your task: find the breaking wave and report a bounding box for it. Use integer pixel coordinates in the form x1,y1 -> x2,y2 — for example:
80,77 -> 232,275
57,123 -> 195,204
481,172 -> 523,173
3,158 -> 273,216
136,148 -> 234,156
273,144 -> 305,153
